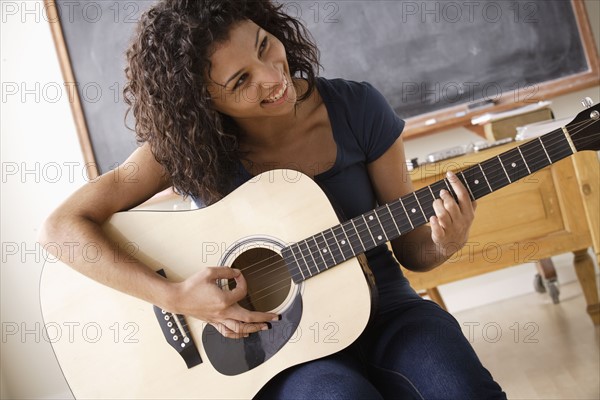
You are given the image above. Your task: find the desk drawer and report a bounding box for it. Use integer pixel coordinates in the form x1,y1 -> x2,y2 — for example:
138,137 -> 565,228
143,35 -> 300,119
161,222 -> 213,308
405,156 -> 592,289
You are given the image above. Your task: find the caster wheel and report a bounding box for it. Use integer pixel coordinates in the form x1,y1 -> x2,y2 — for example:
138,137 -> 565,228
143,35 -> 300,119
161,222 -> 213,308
533,273 -> 546,293
547,280 -> 560,304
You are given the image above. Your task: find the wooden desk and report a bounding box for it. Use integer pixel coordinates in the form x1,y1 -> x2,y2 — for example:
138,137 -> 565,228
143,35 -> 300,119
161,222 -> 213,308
402,143 -> 600,325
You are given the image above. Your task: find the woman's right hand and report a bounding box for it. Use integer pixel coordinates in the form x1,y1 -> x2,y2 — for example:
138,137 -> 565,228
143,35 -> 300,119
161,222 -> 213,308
168,267 -> 279,339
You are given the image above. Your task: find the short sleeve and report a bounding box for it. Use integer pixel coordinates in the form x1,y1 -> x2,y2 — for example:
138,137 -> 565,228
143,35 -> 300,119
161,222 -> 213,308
360,82 -> 405,163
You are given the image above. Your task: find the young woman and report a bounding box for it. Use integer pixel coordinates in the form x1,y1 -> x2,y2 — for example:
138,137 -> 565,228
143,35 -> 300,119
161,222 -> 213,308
40,0 -> 506,398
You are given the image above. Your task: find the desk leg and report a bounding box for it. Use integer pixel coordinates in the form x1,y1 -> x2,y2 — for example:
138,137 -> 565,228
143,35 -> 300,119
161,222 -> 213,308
571,153 -> 600,266
573,249 -> 600,325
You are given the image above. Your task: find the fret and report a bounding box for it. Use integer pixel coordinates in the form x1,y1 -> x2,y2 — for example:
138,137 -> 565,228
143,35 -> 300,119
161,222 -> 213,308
479,157 -> 510,191
427,179 -> 455,203
430,177 -> 460,201
315,233 -> 335,269
364,210 -> 387,245
457,172 -> 475,200
443,177 -> 453,193
398,198 -> 414,229
311,236 -> 328,271
498,151 -> 523,183
542,129 -> 573,162
388,200 -> 413,234
413,192 -> 427,220
428,185 -> 436,201
281,246 -> 303,283
291,244 -> 310,280
415,187 -> 436,220
298,240 -> 318,276
562,126 -> 578,153
516,147 -> 532,174
382,204 -> 401,239
281,123 -> 578,285
353,217 -> 375,250
538,137 -> 552,164
430,180 -> 448,200
459,166 -> 491,199
324,228 -> 344,264
361,215 -> 377,244
478,164 -> 493,192
497,155 -> 511,183
333,224 -> 355,259
401,194 -> 428,227
343,220 -> 364,255
373,211 -> 388,241
520,138 -> 551,172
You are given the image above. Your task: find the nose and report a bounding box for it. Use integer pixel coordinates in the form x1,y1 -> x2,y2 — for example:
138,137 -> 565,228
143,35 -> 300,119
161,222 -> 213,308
255,64 -> 283,93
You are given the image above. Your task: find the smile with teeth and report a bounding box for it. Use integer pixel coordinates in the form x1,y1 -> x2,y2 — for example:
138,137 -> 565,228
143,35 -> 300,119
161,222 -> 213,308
263,77 -> 288,103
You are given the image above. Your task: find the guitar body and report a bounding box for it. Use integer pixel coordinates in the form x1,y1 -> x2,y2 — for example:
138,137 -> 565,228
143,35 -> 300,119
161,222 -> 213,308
40,170 -> 374,399
41,102 -> 600,399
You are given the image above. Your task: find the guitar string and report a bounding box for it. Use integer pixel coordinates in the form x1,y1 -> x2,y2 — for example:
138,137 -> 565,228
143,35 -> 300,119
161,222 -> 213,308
234,117 -> 599,289
240,143 -> 600,306
218,117 -> 600,304
230,121 -> 600,301
236,117 -> 598,283
159,118 -> 599,328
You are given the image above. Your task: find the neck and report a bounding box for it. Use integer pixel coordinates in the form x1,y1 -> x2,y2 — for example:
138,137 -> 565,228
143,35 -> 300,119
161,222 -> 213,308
282,126 -> 579,284
237,110 -> 300,150
235,79 -> 311,150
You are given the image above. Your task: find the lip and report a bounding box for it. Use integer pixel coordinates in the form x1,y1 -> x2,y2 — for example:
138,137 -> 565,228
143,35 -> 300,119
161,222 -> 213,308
261,81 -> 289,107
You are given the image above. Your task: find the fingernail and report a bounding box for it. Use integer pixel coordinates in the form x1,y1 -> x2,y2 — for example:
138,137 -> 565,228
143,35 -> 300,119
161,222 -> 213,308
261,323 -> 272,331
272,315 -> 282,321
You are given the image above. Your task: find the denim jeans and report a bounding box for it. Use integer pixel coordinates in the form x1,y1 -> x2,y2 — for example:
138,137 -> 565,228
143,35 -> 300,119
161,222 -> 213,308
255,298 -> 507,399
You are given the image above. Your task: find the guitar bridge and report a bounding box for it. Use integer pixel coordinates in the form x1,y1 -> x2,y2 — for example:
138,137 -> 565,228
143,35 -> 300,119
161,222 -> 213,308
154,269 -> 202,369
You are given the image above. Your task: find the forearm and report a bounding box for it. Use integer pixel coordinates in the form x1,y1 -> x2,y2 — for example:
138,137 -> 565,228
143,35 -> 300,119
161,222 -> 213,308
39,212 -> 176,310
391,226 -> 454,272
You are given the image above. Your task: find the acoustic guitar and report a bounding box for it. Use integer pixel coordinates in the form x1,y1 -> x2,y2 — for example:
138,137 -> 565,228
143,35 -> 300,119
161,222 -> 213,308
40,104 -> 599,399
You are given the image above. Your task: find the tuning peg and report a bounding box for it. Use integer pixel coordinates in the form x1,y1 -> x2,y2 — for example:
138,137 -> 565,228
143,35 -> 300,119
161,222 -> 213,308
581,97 -> 594,109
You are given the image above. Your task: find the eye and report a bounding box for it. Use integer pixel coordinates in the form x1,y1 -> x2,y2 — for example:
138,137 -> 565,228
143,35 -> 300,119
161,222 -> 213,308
259,36 -> 268,56
231,36 -> 268,90
233,73 -> 249,90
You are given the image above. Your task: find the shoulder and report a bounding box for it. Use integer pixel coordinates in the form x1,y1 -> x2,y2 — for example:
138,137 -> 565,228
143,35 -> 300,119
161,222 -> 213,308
316,77 -> 377,103
317,77 -> 396,121
317,77 -> 405,163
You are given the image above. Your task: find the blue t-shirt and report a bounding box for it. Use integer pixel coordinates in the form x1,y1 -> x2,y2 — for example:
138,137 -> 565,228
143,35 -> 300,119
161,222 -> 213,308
309,77 -> 421,311
197,77 -> 421,312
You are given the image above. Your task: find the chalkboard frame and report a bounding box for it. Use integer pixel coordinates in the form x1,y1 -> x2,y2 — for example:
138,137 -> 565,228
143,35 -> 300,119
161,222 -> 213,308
402,0 -> 600,138
45,0 -> 600,178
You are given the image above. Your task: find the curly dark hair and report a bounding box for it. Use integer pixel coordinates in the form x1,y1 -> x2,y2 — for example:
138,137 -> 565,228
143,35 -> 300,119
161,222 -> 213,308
123,0 -> 321,204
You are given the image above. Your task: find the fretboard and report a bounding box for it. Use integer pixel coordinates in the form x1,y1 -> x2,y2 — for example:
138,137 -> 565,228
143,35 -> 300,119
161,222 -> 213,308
282,127 -> 574,283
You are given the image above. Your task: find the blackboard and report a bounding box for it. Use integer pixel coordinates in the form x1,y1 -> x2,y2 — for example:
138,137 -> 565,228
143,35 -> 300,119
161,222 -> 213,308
48,0 -> 599,175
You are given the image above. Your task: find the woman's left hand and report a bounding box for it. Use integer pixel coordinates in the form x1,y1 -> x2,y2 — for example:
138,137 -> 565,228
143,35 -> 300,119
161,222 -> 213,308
429,171 -> 477,259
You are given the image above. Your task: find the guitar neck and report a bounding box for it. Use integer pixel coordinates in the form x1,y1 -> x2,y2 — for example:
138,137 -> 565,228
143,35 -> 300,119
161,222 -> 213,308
281,126 -> 578,284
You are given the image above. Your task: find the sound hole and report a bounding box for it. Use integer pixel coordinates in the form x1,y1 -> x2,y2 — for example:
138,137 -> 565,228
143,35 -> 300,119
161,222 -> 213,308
231,248 -> 291,312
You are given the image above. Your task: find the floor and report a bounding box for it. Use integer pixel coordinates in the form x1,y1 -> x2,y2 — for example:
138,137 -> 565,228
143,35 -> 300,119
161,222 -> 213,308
452,278 -> 600,399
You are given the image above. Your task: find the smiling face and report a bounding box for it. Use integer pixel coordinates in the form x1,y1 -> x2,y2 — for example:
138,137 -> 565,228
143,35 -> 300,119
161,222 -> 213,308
206,20 -> 299,120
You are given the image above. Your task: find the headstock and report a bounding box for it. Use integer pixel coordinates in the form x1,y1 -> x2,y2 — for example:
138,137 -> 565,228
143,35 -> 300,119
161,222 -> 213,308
565,98 -> 600,152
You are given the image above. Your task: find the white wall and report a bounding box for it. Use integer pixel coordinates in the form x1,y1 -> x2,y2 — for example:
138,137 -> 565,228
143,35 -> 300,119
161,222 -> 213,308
2,3 -> 88,398
1,1 -> 599,399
